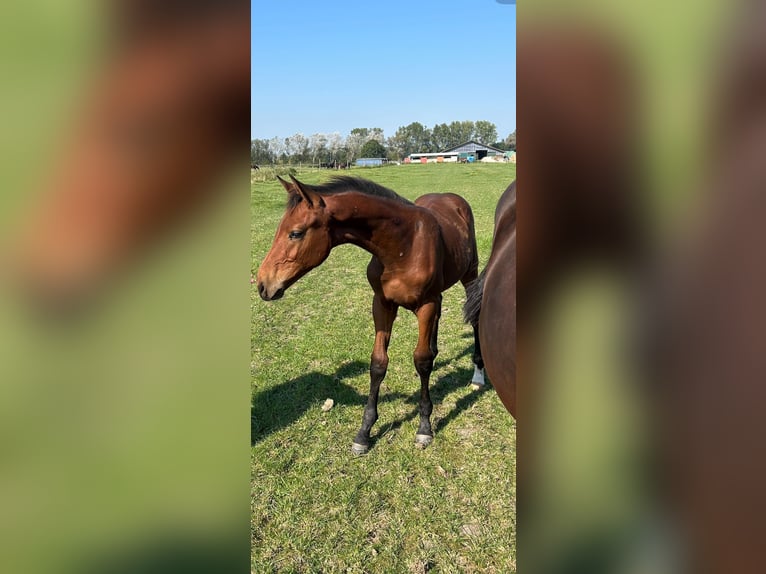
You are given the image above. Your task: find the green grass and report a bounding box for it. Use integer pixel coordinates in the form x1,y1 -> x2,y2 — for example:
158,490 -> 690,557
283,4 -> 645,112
252,163 -> 516,573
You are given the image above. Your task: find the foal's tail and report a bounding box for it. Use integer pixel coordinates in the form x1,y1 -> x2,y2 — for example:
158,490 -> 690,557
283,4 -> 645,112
463,268 -> 486,327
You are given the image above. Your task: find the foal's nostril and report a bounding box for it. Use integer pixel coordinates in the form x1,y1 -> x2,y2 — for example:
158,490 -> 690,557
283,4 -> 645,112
257,282 -> 266,299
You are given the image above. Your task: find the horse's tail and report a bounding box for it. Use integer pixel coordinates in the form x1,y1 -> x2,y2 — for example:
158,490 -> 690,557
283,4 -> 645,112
463,267 -> 487,327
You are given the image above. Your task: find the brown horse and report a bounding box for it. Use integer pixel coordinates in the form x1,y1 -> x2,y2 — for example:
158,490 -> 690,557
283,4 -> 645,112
256,175 -> 484,454
464,181 -> 516,417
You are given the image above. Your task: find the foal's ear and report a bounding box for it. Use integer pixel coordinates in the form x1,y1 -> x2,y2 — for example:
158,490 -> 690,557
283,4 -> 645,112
276,175 -> 294,192
290,175 -> 325,209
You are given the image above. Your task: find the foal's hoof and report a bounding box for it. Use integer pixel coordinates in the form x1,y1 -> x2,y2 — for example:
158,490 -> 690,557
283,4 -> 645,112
470,382 -> 485,390
351,442 -> 369,456
415,434 -> 433,448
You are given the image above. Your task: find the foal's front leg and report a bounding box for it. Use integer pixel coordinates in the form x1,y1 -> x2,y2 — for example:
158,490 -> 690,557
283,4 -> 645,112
413,300 -> 440,447
352,295 -> 398,455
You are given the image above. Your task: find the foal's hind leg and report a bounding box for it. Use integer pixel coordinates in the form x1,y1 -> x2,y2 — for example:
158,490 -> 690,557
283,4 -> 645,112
429,295 -> 442,358
352,295 -> 398,455
413,300 -> 440,448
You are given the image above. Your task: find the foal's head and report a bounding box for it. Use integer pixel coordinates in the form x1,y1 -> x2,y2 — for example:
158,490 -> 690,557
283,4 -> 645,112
256,176 -> 332,301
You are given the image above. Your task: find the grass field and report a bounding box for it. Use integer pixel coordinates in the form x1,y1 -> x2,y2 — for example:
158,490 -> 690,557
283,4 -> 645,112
252,163 -> 516,573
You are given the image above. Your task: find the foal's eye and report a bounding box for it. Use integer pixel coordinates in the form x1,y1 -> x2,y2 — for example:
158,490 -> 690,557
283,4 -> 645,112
288,230 -> 305,240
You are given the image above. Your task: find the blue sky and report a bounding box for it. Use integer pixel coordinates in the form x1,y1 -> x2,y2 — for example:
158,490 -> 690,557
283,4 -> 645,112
251,0 -> 515,141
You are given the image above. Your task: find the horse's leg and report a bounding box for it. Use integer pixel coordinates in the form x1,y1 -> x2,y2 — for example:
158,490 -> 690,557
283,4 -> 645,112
470,322 -> 486,388
463,275 -> 486,388
413,300 -> 439,447
351,294 -> 398,455
429,294 -> 442,359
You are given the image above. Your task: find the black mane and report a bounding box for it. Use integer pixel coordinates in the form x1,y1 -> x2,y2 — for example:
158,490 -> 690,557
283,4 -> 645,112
287,176 -> 412,208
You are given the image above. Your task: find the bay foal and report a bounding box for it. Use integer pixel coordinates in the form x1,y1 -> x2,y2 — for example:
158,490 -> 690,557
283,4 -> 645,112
257,175 -> 483,454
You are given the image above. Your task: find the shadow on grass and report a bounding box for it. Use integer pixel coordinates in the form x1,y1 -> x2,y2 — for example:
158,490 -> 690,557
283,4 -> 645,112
252,340 -> 493,450
371,349 -> 493,445
434,335 -> 474,371
252,360 -> 368,445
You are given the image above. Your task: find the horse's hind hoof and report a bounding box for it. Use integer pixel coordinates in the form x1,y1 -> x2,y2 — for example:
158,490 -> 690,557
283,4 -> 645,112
470,366 -> 486,389
415,434 -> 433,448
351,442 -> 369,455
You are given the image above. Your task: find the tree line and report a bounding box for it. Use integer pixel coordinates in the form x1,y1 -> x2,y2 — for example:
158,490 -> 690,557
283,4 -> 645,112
251,122 -> 516,166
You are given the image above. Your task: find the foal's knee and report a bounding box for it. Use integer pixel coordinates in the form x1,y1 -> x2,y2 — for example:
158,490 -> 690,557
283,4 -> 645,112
413,350 -> 434,377
370,354 -> 389,381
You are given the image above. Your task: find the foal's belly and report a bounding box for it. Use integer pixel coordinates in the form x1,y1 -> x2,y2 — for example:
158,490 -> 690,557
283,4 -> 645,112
380,276 -> 431,310
368,254 -> 440,310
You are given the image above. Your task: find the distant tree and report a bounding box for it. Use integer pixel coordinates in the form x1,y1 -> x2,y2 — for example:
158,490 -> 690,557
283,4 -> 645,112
309,133 -> 327,166
505,130 -> 516,151
412,122 -> 433,152
349,127 -> 369,139
285,133 -> 309,163
347,127 -> 383,140
448,120 -> 474,145
268,136 -> 286,163
326,132 -> 343,162
367,127 -> 385,143
389,122 -> 431,158
474,120 -> 498,145
360,139 -> 387,158
250,139 -> 273,165
345,130 -> 366,166
397,125 -> 413,156
431,123 -> 452,151
387,132 -> 406,160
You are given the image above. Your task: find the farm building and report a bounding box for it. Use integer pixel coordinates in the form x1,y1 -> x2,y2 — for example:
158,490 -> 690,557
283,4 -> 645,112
405,152 -> 459,163
407,140 -> 509,163
356,157 -> 386,167
442,140 -> 507,161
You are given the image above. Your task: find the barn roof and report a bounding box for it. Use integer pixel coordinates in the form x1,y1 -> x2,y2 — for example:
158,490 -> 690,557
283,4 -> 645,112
441,140 -> 506,154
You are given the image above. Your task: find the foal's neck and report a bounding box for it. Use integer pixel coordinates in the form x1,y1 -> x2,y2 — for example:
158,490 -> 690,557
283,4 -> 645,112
327,192 -> 420,262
